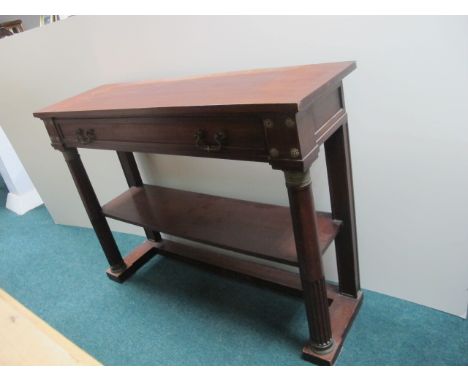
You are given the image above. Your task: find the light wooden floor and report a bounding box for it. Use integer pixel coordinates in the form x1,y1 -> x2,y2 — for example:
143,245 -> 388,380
0,289 -> 100,365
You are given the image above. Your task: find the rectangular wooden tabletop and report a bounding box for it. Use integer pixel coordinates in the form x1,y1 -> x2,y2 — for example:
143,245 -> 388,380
34,61 -> 355,118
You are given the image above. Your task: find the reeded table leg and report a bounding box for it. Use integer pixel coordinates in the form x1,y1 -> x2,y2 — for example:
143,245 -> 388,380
324,124 -> 360,297
62,148 -> 126,273
284,170 -> 334,355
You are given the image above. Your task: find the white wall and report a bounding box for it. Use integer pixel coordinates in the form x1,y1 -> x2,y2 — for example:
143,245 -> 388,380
0,16 -> 466,317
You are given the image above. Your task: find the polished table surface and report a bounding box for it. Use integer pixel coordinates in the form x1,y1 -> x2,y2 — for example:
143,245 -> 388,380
34,61 -> 355,117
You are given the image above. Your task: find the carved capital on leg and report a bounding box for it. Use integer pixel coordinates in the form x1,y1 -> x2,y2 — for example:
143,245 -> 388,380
284,170 -> 312,189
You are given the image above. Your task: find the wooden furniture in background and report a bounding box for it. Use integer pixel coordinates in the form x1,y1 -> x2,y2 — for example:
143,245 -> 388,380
0,19 -> 24,34
0,28 -> 13,39
34,62 -> 362,365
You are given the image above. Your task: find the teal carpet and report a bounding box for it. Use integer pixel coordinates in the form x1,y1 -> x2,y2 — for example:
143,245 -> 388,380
0,187 -> 466,365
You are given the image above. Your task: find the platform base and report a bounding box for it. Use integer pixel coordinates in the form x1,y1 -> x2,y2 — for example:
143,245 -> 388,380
302,289 -> 363,365
106,241 -> 158,283
106,239 -> 362,365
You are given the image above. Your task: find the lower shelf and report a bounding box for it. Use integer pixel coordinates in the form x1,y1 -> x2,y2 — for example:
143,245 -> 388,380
107,239 -> 362,366
102,185 -> 341,266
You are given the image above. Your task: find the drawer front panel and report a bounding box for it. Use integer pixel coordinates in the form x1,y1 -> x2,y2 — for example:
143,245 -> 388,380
55,116 -> 268,160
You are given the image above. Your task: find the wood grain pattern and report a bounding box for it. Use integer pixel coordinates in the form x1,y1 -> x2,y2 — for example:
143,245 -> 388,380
34,62 -> 355,118
101,184 -> 341,266
0,289 -> 100,366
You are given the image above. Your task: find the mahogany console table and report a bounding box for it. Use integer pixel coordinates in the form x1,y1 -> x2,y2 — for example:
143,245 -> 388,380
34,62 -> 362,365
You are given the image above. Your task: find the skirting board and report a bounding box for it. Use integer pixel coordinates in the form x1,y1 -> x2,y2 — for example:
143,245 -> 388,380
5,188 -> 43,215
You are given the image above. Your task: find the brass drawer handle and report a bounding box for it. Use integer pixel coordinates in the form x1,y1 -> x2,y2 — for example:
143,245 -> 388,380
76,128 -> 96,145
194,129 -> 228,152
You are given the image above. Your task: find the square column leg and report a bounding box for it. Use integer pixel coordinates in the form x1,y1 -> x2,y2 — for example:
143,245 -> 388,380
284,170 -> 334,355
62,148 -> 126,273
324,124 -> 360,297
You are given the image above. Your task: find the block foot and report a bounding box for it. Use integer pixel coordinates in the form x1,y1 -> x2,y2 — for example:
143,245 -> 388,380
106,241 -> 158,283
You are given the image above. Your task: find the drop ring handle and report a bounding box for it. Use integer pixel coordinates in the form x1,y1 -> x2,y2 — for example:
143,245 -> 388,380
194,129 -> 227,152
76,128 -> 96,145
